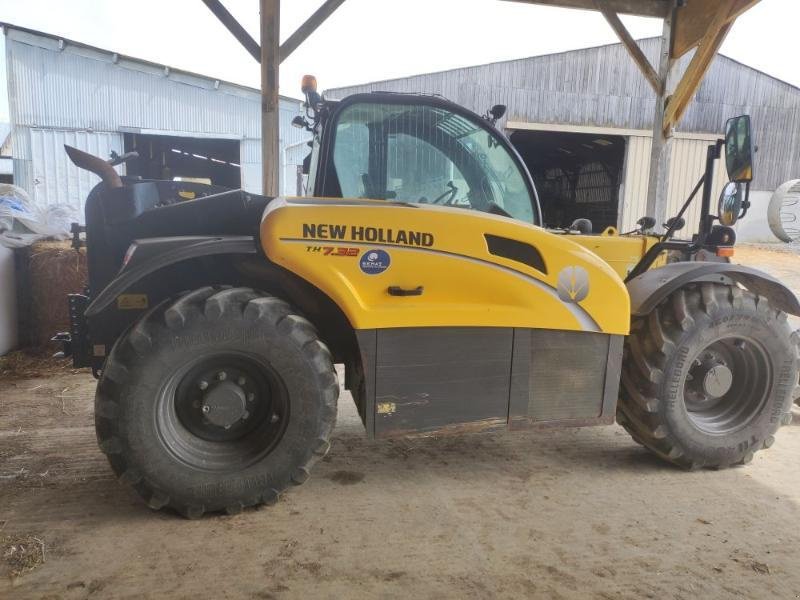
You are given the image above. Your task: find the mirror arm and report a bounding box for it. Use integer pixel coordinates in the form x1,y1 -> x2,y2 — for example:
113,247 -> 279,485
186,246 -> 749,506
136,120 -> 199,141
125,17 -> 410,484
698,139 -> 726,243
661,173 -> 705,242
738,181 -> 752,219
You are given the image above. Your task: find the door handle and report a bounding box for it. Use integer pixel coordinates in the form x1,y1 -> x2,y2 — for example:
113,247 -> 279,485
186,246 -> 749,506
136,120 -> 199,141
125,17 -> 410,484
387,285 -> 424,297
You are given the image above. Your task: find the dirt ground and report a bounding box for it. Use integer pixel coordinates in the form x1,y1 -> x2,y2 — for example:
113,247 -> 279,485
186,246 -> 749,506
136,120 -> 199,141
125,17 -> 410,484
3,245 -> 800,599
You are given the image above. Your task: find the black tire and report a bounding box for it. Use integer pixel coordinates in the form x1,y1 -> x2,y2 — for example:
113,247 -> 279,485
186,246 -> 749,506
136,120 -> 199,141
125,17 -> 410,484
94,287 -> 338,517
618,282 -> 798,469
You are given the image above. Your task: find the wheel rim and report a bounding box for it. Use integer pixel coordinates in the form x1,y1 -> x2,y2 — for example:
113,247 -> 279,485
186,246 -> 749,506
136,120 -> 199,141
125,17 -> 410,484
683,336 -> 772,435
156,352 -> 290,471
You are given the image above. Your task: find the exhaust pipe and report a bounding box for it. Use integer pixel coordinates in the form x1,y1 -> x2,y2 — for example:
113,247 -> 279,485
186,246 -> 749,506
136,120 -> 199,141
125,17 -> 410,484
64,145 -> 123,189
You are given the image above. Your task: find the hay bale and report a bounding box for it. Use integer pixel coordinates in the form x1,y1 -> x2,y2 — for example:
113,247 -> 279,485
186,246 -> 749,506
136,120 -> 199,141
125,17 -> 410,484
2,534 -> 47,578
26,240 -> 87,348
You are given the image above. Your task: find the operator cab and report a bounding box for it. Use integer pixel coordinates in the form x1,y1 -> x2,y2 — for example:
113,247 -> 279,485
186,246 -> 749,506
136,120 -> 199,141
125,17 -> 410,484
296,77 -> 542,227
296,77 -> 757,261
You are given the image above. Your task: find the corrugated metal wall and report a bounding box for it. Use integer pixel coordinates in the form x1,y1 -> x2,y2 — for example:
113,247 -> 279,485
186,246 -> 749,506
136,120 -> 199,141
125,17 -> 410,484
4,27 -> 310,211
20,128 -> 124,217
665,137 -> 728,235
620,135 -> 728,235
328,38 -> 800,192
619,135 -> 650,232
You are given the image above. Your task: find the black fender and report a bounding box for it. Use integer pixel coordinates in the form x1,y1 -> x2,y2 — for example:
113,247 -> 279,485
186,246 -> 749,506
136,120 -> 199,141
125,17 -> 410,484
85,235 -> 257,317
627,261 -> 800,318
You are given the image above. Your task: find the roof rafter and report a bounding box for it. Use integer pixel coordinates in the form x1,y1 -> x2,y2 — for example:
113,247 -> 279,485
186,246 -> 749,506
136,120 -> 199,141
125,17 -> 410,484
663,1 -> 737,134
501,0 -> 670,18
594,0 -> 661,94
200,0 -> 348,64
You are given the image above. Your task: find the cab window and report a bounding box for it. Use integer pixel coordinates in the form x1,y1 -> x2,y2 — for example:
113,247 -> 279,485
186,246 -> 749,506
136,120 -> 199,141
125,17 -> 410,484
330,101 -> 538,224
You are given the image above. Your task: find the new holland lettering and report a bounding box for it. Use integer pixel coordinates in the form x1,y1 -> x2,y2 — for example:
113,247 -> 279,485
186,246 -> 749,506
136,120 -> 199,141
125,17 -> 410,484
302,223 -> 347,240
302,223 -> 434,247
351,226 -> 434,247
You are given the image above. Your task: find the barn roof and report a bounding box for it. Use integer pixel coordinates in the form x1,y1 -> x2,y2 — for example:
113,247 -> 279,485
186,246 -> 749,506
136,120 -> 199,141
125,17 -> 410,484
327,38 -> 800,191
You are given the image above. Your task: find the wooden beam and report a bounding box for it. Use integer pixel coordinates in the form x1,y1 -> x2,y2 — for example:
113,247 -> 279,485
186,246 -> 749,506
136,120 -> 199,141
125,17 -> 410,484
202,0 -> 349,66
280,0 -> 348,63
663,2 -> 733,134
500,0 -> 670,18
645,9 -> 676,230
200,0 -> 261,62
671,0 -> 760,58
594,0 -> 660,94
261,0 -> 280,196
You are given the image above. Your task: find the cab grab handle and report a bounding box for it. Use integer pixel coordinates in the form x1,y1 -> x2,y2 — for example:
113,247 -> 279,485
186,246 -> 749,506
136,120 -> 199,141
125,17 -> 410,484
387,286 -> 424,297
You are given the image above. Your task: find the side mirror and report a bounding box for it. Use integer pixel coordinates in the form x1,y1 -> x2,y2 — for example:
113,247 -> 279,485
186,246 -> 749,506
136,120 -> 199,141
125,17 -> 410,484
485,104 -> 507,126
724,115 -> 754,183
664,216 -> 685,231
636,216 -> 656,231
490,105 -> 507,121
718,181 -> 744,226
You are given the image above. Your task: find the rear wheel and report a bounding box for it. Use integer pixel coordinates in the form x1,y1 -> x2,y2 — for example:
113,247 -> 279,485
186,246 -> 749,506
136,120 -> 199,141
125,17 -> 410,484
95,287 -> 338,517
618,283 -> 798,469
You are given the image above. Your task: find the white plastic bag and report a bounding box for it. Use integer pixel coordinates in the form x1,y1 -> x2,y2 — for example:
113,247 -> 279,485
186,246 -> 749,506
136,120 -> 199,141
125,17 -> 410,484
0,184 -> 73,248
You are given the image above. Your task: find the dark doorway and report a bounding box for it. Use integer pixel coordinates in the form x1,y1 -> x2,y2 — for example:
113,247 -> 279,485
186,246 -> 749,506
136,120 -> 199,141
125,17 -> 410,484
123,134 -> 241,188
510,130 -> 625,231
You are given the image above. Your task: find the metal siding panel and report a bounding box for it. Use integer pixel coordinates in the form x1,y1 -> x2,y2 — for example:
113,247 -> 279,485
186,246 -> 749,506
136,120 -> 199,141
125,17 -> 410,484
621,135 -> 651,234
329,38 -> 800,192
621,136 -> 729,237
284,143 -> 308,196
239,139 -> 262,165
666,138 -> 728,237
27,128 -> 124,222
240,163 -> 261,195
6,32 -> 307,150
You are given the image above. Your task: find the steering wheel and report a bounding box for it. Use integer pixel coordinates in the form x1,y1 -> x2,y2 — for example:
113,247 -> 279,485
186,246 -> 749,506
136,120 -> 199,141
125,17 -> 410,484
432,181 -> 458,205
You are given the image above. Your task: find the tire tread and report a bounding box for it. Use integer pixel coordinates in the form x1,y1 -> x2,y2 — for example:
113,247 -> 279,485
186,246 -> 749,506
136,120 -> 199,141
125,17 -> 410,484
618,283 -> 794,469
94,287 -> 338,518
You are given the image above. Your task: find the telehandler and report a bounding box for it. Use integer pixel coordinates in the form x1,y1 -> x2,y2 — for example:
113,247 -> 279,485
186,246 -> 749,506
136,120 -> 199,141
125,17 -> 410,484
59,77 -> 800,517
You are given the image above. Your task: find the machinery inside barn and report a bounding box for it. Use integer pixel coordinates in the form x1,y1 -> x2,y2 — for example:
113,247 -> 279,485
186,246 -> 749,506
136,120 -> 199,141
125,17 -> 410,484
122,133 -> 242,189
511,130 -> 626,231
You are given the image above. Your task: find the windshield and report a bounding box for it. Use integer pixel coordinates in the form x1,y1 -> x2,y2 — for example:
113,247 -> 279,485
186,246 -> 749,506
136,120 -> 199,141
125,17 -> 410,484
329,101 -> 538,224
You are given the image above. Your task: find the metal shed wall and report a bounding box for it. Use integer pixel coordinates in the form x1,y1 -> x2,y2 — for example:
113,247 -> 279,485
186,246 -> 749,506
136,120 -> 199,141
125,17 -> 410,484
4,26 -> 310,213
619,134 -> 728,235
327,38 -> 800,193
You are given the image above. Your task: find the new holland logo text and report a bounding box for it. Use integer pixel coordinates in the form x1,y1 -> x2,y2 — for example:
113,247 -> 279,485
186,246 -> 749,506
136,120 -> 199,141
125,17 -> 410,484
302,224 -> 434,247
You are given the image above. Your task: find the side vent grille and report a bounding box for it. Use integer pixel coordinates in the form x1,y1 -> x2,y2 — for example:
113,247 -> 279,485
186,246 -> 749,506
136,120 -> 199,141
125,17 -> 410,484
484,234 -> 547,274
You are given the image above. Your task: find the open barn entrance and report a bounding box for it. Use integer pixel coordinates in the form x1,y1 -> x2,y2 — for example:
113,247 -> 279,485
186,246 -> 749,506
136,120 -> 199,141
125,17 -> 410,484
510,129 -> 626,232
123,133 -> 241,188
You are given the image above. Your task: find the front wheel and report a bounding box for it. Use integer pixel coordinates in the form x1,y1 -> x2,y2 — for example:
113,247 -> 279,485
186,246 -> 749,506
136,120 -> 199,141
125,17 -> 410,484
618,283 -> 798,469
94,287 -> 338,517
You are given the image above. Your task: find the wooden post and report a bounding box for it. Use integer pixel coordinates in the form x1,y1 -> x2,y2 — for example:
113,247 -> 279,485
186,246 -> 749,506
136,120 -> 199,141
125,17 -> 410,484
645,6 -> 675,231
260,0 -> 280,197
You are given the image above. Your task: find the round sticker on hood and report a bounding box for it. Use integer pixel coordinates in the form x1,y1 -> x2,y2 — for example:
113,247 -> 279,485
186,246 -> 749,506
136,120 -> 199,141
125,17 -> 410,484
360,249 -> 391,275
